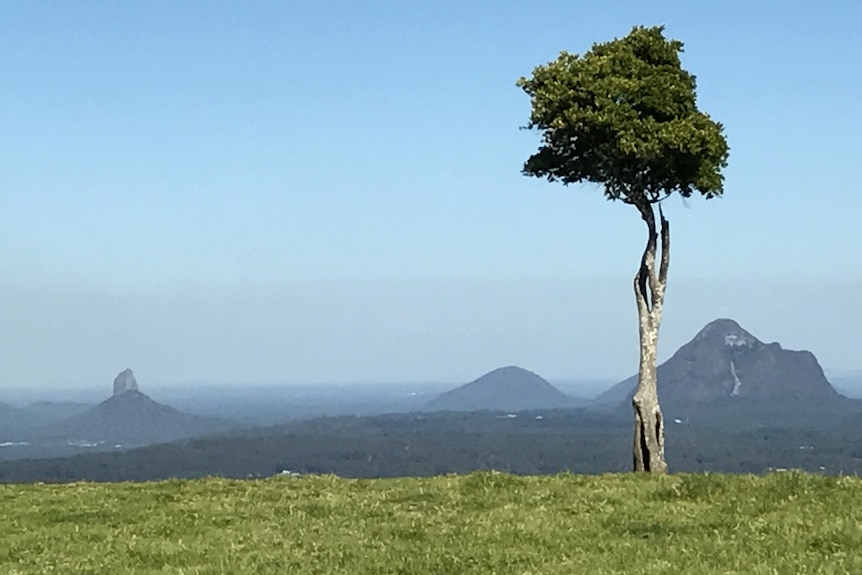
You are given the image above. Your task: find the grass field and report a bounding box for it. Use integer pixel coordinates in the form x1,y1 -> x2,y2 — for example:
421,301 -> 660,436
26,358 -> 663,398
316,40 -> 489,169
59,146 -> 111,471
2,471 -> 862,574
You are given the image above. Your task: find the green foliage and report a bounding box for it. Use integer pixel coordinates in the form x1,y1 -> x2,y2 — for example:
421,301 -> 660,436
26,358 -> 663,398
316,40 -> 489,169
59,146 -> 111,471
2,472 -> 862,574
518,26 -> 729,203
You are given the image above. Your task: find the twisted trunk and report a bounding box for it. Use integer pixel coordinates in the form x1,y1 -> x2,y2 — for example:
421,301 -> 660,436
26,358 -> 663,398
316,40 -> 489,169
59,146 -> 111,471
631,200 -> 669,473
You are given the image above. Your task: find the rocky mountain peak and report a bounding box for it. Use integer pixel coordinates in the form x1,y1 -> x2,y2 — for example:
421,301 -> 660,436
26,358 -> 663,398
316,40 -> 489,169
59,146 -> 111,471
692,318 -> 762,350
595,318 -> 841,407
112,368 -> 139,397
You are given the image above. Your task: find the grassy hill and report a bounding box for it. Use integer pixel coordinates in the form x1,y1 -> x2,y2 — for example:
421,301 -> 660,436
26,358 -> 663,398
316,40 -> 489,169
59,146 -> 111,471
2,472 -> 862,574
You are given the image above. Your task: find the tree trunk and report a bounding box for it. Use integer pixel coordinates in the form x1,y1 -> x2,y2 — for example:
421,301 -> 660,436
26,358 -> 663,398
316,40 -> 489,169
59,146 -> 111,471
631,201 -> 669,473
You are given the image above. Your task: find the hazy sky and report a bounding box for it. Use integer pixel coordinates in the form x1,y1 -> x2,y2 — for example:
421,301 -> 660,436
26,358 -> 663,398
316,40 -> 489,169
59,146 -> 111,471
2,1 -> 860,390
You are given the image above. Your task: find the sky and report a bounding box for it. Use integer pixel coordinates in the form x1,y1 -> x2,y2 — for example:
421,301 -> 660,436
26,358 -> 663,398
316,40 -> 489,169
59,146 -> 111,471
1,1 -> 860,390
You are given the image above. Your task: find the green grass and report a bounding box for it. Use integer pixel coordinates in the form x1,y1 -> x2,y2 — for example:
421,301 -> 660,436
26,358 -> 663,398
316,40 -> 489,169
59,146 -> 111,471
3,471 -> 862,574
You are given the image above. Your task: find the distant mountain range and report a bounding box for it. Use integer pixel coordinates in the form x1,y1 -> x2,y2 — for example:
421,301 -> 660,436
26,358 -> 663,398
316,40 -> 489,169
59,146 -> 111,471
595,318 -> 843,408
426,319 -> 844,414
38,389 -> 233,446
1,400 -> 94,435
425,366 -> 576,412
1,318 -> 854,475
22,401 -> 93,423
0,402 -> 32,433
0,319 -> 860,481
6,369 -> 233,447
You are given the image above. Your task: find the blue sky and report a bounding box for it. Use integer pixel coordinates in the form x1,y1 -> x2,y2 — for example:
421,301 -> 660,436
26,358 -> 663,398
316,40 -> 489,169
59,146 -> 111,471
1,1 -> 860,390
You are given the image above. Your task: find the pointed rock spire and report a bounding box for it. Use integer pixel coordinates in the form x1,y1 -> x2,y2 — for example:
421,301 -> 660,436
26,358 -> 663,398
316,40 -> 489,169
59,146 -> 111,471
112,368 -> 139,397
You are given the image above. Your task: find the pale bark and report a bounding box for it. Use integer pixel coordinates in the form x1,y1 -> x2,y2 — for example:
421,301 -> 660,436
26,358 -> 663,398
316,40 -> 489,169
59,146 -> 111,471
631,201 -> 669,473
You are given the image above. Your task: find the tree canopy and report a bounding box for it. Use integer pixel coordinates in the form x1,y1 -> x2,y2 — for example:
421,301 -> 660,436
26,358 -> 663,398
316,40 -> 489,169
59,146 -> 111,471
517,26 -> 729,205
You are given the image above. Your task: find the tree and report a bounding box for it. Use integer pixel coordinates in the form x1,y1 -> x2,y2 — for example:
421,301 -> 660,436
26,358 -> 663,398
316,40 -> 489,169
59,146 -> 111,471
517,26 -> 729,472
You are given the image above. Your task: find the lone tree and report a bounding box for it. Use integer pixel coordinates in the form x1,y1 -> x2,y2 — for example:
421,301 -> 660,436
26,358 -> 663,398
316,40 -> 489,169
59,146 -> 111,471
518,26 -> 729,472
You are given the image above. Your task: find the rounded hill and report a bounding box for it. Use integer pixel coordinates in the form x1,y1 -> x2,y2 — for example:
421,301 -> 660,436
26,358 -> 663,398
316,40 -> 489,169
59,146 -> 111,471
426,366 -> 573,412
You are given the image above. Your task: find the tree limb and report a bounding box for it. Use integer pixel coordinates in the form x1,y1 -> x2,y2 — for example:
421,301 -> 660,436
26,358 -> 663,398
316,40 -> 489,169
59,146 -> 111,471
633,199 -> 658,312
658,203 -> 670,287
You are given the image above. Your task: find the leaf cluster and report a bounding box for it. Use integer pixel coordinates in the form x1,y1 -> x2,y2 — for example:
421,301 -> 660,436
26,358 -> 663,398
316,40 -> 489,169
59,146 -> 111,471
518,26 -> 729,203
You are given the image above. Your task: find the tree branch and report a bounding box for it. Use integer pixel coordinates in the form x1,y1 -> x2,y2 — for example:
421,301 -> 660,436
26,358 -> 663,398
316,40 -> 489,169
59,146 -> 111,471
648,203 -> 670,323
658,203 -> 670,286
633,198 -> 658,312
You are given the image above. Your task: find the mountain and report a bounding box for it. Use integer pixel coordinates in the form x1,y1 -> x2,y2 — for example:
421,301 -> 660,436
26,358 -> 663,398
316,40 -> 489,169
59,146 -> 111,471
35,370 -> 234,446
828,372 -> 862,399
426,366 -> 574,412
0,402 -> 33,433
23,401 -> 94,423
595,318 -> 842,408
